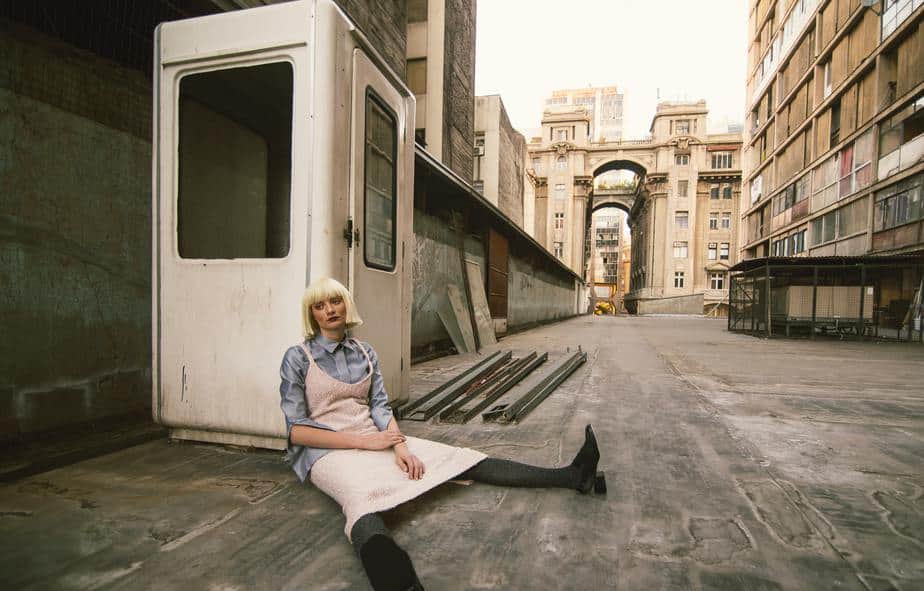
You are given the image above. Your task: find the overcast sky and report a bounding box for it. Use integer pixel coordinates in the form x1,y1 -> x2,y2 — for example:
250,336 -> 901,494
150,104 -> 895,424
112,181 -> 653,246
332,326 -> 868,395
474,0 -> 749,139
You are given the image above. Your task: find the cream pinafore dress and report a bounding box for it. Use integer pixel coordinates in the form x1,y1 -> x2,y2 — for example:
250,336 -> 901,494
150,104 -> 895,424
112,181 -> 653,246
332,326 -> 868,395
303,341 -> 486,539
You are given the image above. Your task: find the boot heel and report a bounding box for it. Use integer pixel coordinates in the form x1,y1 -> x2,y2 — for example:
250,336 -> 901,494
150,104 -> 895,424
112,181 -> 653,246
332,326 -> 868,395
594,471 -> 607,494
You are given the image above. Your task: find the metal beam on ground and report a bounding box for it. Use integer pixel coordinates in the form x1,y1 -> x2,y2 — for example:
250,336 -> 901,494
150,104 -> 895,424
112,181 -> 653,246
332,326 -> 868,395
402,351 -> 513,421
482,349 -> 584,423
510,350 -> 586,423
440,352 -> 547,423
396,350 -> 506,418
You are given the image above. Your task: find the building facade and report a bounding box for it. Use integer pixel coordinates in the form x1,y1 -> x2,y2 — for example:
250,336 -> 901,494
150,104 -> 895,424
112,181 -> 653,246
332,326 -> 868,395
546,85 -> 625,143
474,94 -> 527,226
589,212 -> 622,306
742,0 -> 924,261
627,101 -> 744,315
406,0 -> 477,180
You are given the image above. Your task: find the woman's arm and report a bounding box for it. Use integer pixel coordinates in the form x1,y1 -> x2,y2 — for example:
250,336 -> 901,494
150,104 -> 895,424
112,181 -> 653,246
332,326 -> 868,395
290,423 -> 405,450
280,346 -> 404,452
387,417 -> 426,480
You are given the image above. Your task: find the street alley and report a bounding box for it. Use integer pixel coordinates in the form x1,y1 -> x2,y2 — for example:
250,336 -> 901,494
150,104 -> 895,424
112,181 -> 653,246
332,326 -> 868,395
2,316 -> 922,590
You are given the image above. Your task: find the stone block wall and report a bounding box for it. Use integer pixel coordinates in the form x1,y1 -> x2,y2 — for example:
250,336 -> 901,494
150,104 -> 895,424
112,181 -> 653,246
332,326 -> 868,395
333,0 -> 407,79
442,0 -> 476,181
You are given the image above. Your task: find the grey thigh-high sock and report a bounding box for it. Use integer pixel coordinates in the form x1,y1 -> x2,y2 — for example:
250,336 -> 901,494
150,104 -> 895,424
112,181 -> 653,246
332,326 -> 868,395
459,457 -> 579,489
351,513 -> 423,591
350,513 -> 391,556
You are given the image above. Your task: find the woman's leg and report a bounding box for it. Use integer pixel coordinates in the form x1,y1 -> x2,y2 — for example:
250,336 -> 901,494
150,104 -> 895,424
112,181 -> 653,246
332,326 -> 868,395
459,425 -> 600,493
351,513 -> 424,591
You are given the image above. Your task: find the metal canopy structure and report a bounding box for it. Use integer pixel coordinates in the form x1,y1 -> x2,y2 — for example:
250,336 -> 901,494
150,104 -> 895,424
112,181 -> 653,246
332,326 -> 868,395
728,254 -> 924,342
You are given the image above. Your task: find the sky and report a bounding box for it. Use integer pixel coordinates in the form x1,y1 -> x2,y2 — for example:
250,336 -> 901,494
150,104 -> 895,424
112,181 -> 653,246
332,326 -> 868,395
474,0 -> 749,139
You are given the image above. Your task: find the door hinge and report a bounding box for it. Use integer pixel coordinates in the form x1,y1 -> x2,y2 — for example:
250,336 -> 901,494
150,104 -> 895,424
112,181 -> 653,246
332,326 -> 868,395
354,227 -> 361,246
344,218 -> 354,248
400,357 -> 404,370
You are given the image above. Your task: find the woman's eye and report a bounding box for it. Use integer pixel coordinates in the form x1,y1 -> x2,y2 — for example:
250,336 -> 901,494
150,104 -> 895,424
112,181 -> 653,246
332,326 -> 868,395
331,298 -> 343,305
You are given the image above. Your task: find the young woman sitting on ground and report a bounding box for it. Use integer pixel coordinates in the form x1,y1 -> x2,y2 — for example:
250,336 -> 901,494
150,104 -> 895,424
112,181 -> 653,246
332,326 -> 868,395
279,277 -> 602,591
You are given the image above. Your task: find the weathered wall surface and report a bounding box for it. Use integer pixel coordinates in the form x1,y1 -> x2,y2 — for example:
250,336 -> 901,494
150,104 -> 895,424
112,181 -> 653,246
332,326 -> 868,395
507,255 -> 577,329
497,105 -> 525,227
411,210 -> 485,355
0,27 -> 152,441
333,0 -> 407,79
635,293 -> 704,315
442,0 -> 475,180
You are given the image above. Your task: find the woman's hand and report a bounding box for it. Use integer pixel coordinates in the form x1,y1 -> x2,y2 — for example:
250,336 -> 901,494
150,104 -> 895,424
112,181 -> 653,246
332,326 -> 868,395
393,443 -> 426,480
358,431 -> 406,450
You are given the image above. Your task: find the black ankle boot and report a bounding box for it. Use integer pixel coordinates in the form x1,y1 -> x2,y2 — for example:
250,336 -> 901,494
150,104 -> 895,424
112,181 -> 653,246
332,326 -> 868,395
359,534 -> 424,591
570,425 -> 600,494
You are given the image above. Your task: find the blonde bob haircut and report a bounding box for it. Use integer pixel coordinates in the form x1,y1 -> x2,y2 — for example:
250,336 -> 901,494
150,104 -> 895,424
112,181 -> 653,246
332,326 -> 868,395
301,277 -> 363,338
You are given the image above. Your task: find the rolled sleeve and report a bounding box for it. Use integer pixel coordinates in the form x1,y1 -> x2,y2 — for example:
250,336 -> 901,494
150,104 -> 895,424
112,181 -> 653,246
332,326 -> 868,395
279,346 -> 332,438
364,345 -> 395,431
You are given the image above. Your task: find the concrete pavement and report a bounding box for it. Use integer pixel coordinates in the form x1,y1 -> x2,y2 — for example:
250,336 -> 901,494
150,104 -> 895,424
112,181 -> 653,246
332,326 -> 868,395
1,316 -> 922,590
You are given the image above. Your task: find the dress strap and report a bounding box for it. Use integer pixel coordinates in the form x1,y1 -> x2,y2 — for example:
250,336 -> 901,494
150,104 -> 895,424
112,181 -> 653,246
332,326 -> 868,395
351,339 -> 375,377
298,342 -> 315,368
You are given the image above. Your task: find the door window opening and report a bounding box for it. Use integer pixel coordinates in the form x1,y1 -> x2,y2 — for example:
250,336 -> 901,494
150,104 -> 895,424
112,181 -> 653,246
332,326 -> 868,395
177,61 -> 293,259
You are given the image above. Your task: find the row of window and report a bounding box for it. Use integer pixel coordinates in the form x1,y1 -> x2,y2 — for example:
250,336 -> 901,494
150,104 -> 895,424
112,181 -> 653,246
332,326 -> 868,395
673,211 -> 732,229
770,229 -> 806,256
672,241 -> 730,260
672,271 -> 726,290
673,152 -> 735,168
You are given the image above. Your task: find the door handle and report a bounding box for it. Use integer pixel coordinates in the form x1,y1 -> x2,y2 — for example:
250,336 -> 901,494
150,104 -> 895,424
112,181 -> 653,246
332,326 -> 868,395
344,218 -> 354,248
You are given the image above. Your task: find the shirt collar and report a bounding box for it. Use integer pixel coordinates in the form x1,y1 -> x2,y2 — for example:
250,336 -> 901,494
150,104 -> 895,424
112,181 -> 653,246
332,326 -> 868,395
313,333 -> 355,354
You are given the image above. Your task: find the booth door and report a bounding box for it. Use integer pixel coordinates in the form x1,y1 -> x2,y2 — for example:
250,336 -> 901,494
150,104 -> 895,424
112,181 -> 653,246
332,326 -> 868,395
348,49 -> 412,401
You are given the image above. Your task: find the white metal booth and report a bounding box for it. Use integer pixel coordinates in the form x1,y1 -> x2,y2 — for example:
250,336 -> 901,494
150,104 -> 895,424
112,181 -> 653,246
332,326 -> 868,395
152,0 -> 414,449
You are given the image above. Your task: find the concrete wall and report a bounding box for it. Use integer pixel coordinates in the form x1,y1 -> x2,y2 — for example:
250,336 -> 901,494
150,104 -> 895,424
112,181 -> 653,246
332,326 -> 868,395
0,26 -> 152,441
497,101 -> 525,227
507,254 -> 577,329
634,293 -> 704,315
411,209 -> 485,354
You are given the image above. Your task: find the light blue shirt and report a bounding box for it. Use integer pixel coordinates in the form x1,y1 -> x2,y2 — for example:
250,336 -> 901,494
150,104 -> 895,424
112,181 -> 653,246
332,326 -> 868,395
279,334 -> 394,482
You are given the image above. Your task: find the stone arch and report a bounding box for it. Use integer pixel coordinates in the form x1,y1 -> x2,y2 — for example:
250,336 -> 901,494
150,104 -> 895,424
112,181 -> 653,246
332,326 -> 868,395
591,157 -> 648,180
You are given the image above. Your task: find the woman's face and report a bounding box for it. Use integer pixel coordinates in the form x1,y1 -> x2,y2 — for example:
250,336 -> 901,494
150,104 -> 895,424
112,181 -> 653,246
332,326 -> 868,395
311,295 -> 347,335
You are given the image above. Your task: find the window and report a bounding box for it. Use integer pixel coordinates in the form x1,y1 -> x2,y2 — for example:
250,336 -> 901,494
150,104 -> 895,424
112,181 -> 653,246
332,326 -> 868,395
710,184 -> 720,200
554,183 -> 566,199
750,174 -> 763,204
878,93 -> 924,179
673,241 -> 689,258
554,212 -> 565,229
876,173 -> 922,230
708,242 -> 718,260
720,242 -> 730,260
830,98 -> 841,145
789,229 -> 806,254
408,0 -> 428,22
674,211 -> 689,229
532,157 -> 542,173
810,197 -> 869,246
710,272 -> 725,290
675,154 -> 689,166
822,60 -> 832,98
553,242 -> 564,258
675,119 -> 690,135
711,152 -> 732,169
722,184 -> 732,199
556,156 -> 567,170
177,61 -> 293,259
556,129 -> 568,141
364,92 -> 398,270
709,213 -> 719,230
407,58 -> 427,95
674,271 -> 685,288
678,180 -> 688,197
721,212 -> 731,229
812,152 -> 839,210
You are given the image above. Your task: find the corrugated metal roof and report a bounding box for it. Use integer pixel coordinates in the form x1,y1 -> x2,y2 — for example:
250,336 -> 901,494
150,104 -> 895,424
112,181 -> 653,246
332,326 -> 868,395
729,253 -> 924,273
